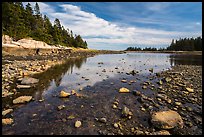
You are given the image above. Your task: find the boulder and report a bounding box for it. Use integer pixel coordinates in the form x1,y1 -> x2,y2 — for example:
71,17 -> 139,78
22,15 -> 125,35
13,96 -> 32,104
151,110 -> 183,129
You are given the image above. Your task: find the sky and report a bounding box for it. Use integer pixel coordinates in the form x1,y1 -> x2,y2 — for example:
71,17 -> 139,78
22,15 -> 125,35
23,2 -> 202,50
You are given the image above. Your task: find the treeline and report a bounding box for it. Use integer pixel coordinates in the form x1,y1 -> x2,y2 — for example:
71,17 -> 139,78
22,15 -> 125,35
125,37 -> 202,51
2,2 -> 88,49
125,47 -> 158,51
167,37 -> 202,51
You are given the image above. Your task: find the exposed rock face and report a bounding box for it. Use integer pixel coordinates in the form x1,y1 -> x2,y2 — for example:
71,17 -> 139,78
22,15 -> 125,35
13,96 -> 32,104
151,110 -> 184,129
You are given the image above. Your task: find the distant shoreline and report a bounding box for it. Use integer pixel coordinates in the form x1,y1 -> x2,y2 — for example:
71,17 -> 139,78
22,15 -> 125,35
124,50 -> 202,55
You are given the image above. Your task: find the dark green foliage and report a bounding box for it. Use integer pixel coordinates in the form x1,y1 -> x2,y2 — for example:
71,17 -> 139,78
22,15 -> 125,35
2,2 -> 88,49
166,37 -> 202,51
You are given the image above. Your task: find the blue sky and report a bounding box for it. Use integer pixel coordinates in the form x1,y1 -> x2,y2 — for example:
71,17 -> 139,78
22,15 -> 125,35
23,2 -> 202,50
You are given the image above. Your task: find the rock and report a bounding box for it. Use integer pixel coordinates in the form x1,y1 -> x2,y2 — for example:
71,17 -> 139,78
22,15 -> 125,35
2,109 -> 13,116
119,87 -> 130,93
158,80 -> 163,85
142,85 -> 147,89
122,106 -> 130,117
99,118 -> 107,123
175,102 -> 182,106
21,77 -> 39,85
113,123 -> 119,128
13,96 -> 32,104
2,92 -> 14,97
150,130 -> 171,135
59,90 -> 71,98
121,79 -> 127,83
151,110 -> 184,129
186,88 -> 194,92
149,68 -> 153,73
57,105 -> 65,110
17,84 -> 31,89
132,90 -> 141,96
71,90 -> 76,95
2,118 -> 13,125
75,120 -> 82,128
112,104 -> 117,109
165,77 -> 171,82
129,70 -> 136,75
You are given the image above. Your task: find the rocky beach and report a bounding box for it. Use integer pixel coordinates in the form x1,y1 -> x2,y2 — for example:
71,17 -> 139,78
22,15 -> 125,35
2,48 -> 202,135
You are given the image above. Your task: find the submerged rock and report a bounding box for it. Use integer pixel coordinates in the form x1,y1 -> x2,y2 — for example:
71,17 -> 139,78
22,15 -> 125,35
13,96 -> 32,104
119,87 -> 130,93
151,110 -> 183,129
75,120 -> 82,128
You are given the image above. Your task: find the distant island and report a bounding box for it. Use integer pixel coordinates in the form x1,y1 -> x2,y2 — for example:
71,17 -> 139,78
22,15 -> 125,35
125,37 -> 202,51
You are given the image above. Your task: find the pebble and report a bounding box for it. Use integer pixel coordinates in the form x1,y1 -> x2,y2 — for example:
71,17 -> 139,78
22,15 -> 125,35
119,87 -> 130,93
99,118 -> 107,123
113,123 -> 119,128
75,120 -> 82,128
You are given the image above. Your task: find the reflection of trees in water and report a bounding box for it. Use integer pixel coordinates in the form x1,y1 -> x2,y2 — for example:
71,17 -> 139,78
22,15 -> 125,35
169,54 -> 202,66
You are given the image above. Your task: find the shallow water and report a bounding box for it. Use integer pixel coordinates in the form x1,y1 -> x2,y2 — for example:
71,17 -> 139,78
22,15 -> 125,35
2,52 -> 202,135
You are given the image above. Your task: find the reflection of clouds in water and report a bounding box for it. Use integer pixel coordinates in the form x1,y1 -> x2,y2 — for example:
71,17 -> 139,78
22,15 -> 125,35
55,53 -> 172,92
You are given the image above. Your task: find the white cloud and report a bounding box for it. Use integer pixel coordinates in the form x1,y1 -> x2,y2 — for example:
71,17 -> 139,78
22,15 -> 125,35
22,2 -> 202,50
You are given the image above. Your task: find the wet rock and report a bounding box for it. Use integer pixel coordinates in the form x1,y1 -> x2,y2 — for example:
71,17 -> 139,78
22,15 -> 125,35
113,123 -> 119,128
13,96 -> 32,104
21,77 -> 39,85
158,80 -> 163,85
175,102 -> 182,106
149,68 -> 153,73
121,79 -> 127,83
2,118 -> 13,125
151,110 -> 184,129
119,87 -> 130,93
122,106 -> 132,117
99,118 -> 107,123
186,88 -> 194,92
75,120 -> 82,128
57,105 -> 65,110
150,130 -> 171,135
2,109 -> 13,116
17,84 -> 31,89
59,90 -> 71,98
165,77 -> 172,82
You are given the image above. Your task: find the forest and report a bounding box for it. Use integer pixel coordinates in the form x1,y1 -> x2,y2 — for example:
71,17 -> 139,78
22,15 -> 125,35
2,2 -> 88,49
125,37 -> 202,51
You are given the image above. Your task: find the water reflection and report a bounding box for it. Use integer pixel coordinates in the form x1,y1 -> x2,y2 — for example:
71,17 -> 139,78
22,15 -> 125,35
169,54 -> 202,66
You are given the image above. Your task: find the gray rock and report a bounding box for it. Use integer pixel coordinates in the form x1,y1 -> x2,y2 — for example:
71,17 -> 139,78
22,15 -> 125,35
21,77 -> 39,85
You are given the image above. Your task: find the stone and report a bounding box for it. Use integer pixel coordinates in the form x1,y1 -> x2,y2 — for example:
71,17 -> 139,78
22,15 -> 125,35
122,106 -> 130,117
59,90 -> 71,98
2,118 -> 13,125
151,110 -> 184,129
121,79 -> 127,83
112,104 -> 117,109
175,102 -> 182,106
113,123 -> 119,128
142,85 -> 147,89
149,68 -> 153,73
165,77 -> 172,82
186,88 -> 194,92
13,96 -> 32,104
119,87 -> 130,93
99,118 -> 107,123
158,80 -> 163,85
75,120 -> 82,128
2,109 -> 13,116
21,77 -> 39,85
57,105 -> 65,110
71,90 -> 76,95
150,130 -> 171,135
17,84 -> 31,89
